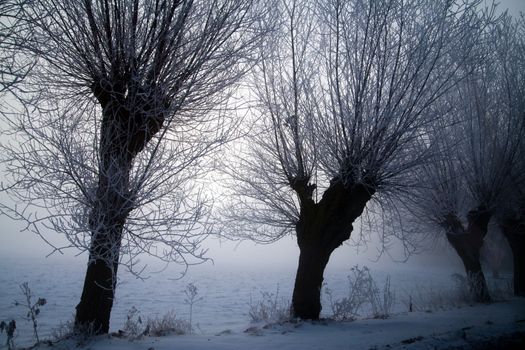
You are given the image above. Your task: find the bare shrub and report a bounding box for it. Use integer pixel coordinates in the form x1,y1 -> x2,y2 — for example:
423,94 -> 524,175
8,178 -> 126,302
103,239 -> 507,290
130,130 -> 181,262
451,273 -> 513,303
0,320 -> 16,350
370,275 -> 395,319
402,273 -> 503,312
404,286 -> 466,312
50,319 -> 98,347
50,320 -> 75,341
451,273 -> 478,303
14,282 -> 46,344
184,283 -> 203,334
248,286 -> 291,324
122,307 -> 144,340
325,267 -> 371,321
145,311 -> 191,337
326,266 -> 395,321
119,306 -> 194,339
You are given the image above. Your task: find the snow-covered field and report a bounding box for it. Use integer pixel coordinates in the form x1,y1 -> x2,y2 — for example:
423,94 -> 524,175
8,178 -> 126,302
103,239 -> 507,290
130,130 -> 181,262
0,256 -> 523,350
48,299 -> 525,350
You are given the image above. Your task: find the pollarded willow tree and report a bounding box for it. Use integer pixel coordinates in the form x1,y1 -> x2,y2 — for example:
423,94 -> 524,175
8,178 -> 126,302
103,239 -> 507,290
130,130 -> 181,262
392,12 -> 525,302
222,0 -> 488,319
398,127 -> 498,303
494,14 -> 525,297
0,0 -> 262,333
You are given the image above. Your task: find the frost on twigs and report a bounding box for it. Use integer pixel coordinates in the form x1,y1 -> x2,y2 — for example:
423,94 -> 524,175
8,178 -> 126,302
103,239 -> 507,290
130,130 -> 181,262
402,273 -> 513,313
0,0 -> 267,283
184,283 -> 203,335
50,319 -> 98,347
120,307 -> 192,339
325,265 -> 395,321
14,282 -> 46,345
122,306 -> 144,340
144,311 -> 192,337
248,285 -> 292,324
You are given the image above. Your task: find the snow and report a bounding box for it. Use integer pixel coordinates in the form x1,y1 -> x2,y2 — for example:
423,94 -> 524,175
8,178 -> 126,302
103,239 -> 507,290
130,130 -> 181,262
35,299 -> 525,350
1,257 -> 523,350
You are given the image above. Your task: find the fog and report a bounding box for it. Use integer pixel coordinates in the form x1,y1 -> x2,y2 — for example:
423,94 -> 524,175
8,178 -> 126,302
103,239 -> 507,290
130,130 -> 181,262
1,0 -> 522,277
0,205 -> 464,275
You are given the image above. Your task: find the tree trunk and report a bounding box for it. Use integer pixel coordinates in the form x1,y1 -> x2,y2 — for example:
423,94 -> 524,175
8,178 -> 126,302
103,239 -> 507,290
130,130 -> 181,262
500,220 -> 525,296
446,233 -> 491,302
74,88 -> 158,333
75,241 -> 120,334
74,169 -> 129,333
443,208 -> 492,303
292,246 -> 331,319
291,180 -> 373,319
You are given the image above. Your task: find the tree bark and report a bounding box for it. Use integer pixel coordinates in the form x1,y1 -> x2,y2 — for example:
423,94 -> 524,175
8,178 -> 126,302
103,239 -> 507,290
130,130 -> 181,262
74,153 -> 129,333
500,219 -> 525,296
75,86 -> 163,333
291,180 -> 373,319
443,208 -> 492,303
292,247 -> 331,319
446,233 -> 491,302
75,238 -> 121,334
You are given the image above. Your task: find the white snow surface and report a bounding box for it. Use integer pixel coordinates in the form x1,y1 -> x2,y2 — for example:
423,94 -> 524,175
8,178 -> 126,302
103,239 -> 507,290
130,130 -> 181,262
38,299 -> 525,350
1,256 -> 523,349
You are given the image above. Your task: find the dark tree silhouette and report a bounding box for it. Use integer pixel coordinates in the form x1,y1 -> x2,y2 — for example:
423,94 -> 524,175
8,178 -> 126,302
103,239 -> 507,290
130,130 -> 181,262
393,12 -> 525,302
442,210 -> 491,302
222,0 -> 486,319
1,0 -> 262,333
500,215 -> 525,296
495,16 -> 525,297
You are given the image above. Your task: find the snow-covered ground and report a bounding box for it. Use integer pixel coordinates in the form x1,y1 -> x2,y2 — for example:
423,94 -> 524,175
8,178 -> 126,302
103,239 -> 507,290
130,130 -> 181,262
45,299 -> 525,350
0,256 -> 522,349
18,298 -> 525,350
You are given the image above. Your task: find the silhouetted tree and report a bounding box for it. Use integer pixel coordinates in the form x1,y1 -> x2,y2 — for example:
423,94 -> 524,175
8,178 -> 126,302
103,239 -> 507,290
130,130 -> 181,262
394,12 -> 525,302
223,0 -> 487,319
495,15 -> 525,297
1,0 -> 262,333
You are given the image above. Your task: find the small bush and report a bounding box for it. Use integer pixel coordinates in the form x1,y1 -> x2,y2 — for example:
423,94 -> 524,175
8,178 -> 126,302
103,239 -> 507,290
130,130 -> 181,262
404,285 -> 461,312
50,319 -> 98,347
184,283 -> 203,335
0,320 -> 16,350
370,275 -> 395,319
14,282 -> 46,344
326,265 -> 395,321
118,307 -> 191,339
50,319 -> 75,341
404,273 -> 483,312
123,306 -> 144,340
404,273 -> 513,312
145,311 -> 191,336
451,273 -> 477,302
248,286 -> 291,324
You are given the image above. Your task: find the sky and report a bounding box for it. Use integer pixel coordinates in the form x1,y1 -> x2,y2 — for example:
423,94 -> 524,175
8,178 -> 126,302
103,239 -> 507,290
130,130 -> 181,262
1,0 -> 523,273
498,0 -> 525,15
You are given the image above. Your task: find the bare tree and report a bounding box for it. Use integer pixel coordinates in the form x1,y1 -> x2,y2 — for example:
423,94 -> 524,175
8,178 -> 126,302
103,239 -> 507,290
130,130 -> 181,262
0,0 -> 30,93
0,0 -> 262,333
222,0 -> 487,319
401,148 -> 494,302
395,11 -> 525,302
0,0 -> 34,115
496,14 -> 525,297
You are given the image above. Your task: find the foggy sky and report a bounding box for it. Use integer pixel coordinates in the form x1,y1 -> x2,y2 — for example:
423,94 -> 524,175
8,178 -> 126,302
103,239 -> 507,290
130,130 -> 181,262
1,0 -> 523,273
